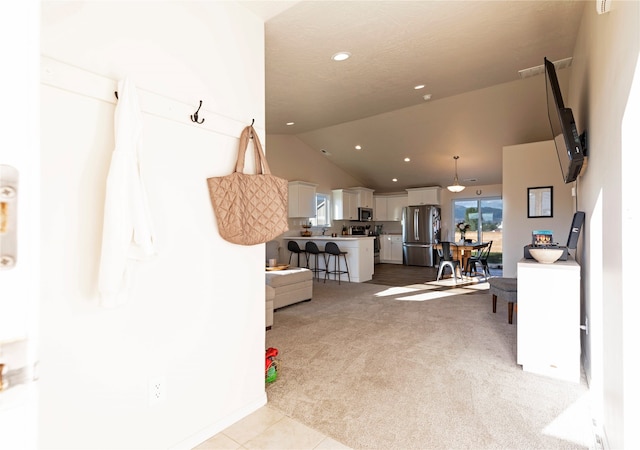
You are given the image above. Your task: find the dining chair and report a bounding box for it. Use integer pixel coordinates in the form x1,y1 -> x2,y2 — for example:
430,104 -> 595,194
465,241 -> 493,279
436,241 -> 461,283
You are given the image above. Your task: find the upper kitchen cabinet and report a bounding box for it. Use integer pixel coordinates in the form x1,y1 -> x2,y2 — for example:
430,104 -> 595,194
332,189 -> 358,220
406,187 -> 441,206
352,187 -> 375,209
288,181 -> 317,218
374,194 -> 408,221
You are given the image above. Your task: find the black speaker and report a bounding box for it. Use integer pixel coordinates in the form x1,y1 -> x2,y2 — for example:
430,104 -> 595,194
566,211 -> 585,250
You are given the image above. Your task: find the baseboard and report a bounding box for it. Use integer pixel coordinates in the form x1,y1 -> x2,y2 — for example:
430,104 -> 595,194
169,392 -> 268,450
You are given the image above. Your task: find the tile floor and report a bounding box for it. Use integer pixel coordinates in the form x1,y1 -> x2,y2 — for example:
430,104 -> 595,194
193,405 -> 351,450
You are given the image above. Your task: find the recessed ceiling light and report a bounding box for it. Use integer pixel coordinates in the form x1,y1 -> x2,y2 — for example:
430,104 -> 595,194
355,145 -> 362,150
423,94 -> 432,101
392,178 -> 398,182
286,122 -> 295,126
414,84 -> 425,90
404,157 -> 411,162
331,52 -> 351,61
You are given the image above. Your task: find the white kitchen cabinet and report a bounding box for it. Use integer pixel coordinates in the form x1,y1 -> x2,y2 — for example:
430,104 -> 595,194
387,196 -> 407,221
373,195 -> 407,221
374,196 -> 387,220
406,187 -> 441,206
332,189 -> 358,220
381,235 -> 403,264
288,181 -> 317,218
516,258 -> 581,383
352,187 -> 375,209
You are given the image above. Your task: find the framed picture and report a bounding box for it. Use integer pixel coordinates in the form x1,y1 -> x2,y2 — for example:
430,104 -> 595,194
528,186 -> 553,218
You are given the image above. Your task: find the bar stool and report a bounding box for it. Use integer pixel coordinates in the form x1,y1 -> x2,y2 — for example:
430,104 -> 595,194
287,241 -> 306,267
305,241 -> 326,281
324,241 -> 350,284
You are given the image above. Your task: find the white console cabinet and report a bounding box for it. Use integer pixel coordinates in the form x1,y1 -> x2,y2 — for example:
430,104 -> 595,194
516,258 -> 581,383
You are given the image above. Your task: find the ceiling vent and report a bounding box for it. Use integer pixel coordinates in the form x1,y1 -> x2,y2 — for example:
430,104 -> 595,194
518,57 -> 573,79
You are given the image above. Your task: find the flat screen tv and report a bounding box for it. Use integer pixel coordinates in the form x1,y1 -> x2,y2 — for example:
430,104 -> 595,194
544,57 -> 585,183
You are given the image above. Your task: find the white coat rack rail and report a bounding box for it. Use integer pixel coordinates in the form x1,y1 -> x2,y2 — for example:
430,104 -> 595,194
40,55 -> 261,141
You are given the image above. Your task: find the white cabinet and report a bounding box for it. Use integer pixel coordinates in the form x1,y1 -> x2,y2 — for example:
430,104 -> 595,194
288,181 -> 317,218
380,235 -> 403,264
374,195 -> 407,221
406,187 -> 441,206
332,189 -> 358,220
352,187 -> 375,209
387,196 -> 407,221
374,196 -> 388,220
517,258 -> 581,383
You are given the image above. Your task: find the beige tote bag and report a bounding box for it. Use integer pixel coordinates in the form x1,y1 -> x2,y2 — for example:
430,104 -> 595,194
207,126 -> 289,245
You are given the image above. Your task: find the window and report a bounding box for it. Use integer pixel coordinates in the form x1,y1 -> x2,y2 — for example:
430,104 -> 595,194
310,193 -> 331,227
452,197 -> 503,265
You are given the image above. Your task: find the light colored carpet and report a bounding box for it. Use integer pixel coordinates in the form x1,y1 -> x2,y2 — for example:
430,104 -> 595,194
265,278 -> 593,449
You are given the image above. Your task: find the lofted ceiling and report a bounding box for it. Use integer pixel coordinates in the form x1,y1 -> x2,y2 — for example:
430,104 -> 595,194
246,0 -> 587,193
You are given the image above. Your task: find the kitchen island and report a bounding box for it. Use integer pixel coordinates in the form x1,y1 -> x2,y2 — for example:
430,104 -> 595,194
283,236 -> 374,283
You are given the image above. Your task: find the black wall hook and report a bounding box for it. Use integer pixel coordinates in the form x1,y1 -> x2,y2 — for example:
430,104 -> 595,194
190,101 -> 205,124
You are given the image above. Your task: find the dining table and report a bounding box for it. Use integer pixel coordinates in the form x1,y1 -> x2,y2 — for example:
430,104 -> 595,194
434,241 -> 486,274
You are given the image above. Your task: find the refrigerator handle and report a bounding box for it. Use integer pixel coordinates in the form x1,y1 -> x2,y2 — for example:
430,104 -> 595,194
413,208 -> 419,241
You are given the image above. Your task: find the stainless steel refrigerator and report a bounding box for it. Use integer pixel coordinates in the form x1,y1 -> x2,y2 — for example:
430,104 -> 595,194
402,205 -> 441,266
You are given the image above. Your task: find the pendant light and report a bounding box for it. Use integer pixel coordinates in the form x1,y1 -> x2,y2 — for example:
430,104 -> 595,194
447,156 -> 465,193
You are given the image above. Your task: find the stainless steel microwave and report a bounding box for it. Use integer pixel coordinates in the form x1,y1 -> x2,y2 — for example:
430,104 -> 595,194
358,207 -> 373,221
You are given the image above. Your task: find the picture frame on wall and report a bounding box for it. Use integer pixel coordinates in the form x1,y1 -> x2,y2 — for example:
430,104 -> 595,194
528,186 -> 553,218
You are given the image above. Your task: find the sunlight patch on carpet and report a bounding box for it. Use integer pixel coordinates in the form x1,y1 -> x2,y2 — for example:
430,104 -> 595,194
373,286 -> 423,297
395,288 -> 466,301
542,392 -> 593,447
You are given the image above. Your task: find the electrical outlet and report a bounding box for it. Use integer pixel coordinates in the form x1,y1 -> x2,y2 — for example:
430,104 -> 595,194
148,376 -> 166,406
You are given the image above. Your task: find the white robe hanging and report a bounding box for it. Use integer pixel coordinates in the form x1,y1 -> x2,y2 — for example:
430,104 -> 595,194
98,78 -> 156,307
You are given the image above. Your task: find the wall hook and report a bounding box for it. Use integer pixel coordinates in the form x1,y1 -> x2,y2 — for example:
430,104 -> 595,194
190,101 -> 205,124
250,118 -> 255,138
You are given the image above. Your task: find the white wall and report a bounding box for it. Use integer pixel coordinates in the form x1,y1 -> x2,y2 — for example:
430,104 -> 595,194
502,140 -> 574,278
39,2 -> 267,448
568,1 -> 640,448
266,134 -> 364,195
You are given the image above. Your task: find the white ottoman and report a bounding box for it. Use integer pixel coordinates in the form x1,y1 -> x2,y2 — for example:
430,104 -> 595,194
265,285 -> 275,330
265,267 -> 313,310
